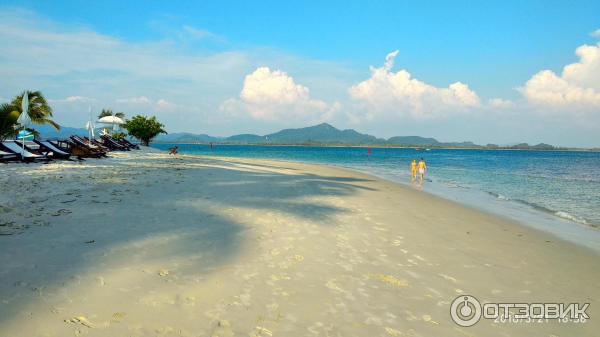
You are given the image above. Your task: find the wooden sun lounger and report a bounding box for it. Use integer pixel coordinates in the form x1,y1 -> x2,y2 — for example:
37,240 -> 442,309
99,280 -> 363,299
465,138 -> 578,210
86,138 -> 111,152
0,149 -> 19,163
0,141 -> 49,162
100,135 -> 129,151
33,139 -> 72,159
69,136 -> 107,158
117,138 -> 140,150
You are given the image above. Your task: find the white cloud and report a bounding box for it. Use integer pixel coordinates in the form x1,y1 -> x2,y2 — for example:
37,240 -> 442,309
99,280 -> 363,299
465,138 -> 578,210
116,96 -> 152,105
220,67 -> 339,122
488,98 -> 515,109
349,50 -> 481,119
591,28 -> 600,38
156,99 -> 175,111
181,25 -> 218,41
114,96 -> 177,113
48,96 -> 93,103
521,41 -> 600,110
0,9 -> 353,135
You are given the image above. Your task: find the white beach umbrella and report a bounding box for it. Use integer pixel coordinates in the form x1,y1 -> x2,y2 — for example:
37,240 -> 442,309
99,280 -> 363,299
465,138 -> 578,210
17,91 -> 30,128
97,116 -> 125,125
85,121 -> 95,139
16,91 -> 31,151
97,115 -> 125,132
86,106 -> 95,139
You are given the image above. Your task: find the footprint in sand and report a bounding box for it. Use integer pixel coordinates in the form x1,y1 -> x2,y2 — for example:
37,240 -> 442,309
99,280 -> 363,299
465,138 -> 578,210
422,314 -> 439,325
370,274 -> 409,288
385,327 -> 402,336
438,273 -> 458,283
65,316 -> 95,328
252,326 -> 273,337
211,320 -> 234,337
111,312 -> 126,323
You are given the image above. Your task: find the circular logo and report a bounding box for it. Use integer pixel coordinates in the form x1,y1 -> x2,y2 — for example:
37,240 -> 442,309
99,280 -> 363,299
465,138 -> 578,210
450,295 -> 482,327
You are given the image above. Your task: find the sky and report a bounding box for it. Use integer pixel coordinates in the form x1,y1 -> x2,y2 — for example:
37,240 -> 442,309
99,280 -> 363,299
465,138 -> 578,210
0,1 -> 599,147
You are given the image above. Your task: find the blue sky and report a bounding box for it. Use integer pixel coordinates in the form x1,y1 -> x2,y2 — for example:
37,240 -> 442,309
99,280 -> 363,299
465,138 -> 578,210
1,1 -> 600,146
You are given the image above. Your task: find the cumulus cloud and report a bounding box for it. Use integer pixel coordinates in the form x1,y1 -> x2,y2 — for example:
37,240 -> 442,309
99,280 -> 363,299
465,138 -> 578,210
521,41 -> 600,110
220,67 -> 339,122
591,29 -> 600,38
0,9 -> 354,134
349,50 -> 480,119
48,96 -> 94,103
115,96 -> 176,112
116,96 -> 152,105
488,98 -> 515,109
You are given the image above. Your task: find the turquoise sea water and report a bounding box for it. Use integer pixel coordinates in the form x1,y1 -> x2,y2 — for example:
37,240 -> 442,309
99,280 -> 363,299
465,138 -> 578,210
151,144 -> 600,248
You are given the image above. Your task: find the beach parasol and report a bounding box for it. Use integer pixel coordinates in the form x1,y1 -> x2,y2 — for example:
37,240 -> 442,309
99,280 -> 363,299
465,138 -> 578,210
97,115 -> 125,132
16,92 -> 31,151
86,106 -> 95,140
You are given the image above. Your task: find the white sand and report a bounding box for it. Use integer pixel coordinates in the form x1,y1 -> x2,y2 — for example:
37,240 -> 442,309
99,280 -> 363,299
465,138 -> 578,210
0,149 -> 598,336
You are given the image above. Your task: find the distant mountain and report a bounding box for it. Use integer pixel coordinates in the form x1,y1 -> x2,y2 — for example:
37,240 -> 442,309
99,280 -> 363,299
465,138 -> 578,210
32,122 -> 570,150
443,141 -> 477,148
260,123 -> 384,144
387,136 -> 439,146
155,132 -> 221,143
35,124 -> 88,139
509,143 -> 556,150
225,134 -> 266,143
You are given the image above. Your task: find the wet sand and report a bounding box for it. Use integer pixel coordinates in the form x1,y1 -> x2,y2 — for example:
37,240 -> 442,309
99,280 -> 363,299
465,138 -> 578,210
0,149 -> 598,336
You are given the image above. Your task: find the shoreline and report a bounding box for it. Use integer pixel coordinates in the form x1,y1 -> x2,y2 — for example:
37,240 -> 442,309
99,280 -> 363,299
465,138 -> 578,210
161,150 -> 600,252
217,153 -> 600,253
151,142 -> 600,152
1,150 -> 598,336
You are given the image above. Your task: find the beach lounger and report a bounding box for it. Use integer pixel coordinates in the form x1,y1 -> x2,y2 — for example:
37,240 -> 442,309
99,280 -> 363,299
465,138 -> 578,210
87,138 -> 111,152
0,141 -> 49,162
117,138 -> 140,149
69,136 -> 107,158
0,149 -> 19,163
100,135 -> 129,151
70,136 -> 106,152
33,139 -> 72,159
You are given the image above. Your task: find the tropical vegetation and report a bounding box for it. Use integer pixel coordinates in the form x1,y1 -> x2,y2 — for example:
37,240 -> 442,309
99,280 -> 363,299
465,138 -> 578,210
0,103 -> 20,140
123,115 -> 166,146
0,90 -> 60,140
98,109 -> 125,119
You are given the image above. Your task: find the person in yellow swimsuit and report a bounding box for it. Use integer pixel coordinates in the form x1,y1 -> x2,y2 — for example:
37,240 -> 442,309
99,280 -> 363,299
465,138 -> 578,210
410,159 -> 417,180
418,158 -> 427,183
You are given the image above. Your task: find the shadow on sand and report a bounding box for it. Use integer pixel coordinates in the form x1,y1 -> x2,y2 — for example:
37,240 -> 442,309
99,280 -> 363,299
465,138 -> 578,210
0,154 -> 376,327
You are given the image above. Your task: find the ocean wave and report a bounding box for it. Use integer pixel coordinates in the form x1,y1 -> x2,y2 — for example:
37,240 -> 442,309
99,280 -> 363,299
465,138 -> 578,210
484,191 -> 595,227
509,198 -> 595,227
487,191 -> 510,200
554,211 -> 589,225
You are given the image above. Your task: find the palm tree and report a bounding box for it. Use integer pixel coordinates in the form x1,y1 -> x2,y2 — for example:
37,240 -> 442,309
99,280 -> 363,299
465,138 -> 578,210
0,103 -> 20,140
11,90 -> 60,130
98,109 -> 125,119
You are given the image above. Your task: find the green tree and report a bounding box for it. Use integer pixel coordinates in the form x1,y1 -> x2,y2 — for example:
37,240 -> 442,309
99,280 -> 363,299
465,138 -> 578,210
123,115 -> 166,146
0,103 -> 20,140
11,90 -> 60,131
98,109 -> 125,119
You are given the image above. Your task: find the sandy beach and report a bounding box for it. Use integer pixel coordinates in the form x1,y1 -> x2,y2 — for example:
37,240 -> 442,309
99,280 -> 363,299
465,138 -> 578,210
0,149 -> 598,337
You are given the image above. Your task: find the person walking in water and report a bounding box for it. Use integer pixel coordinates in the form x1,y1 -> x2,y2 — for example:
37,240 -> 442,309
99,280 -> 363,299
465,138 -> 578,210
418,158 -> 427,183
410,159 -> 417,181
